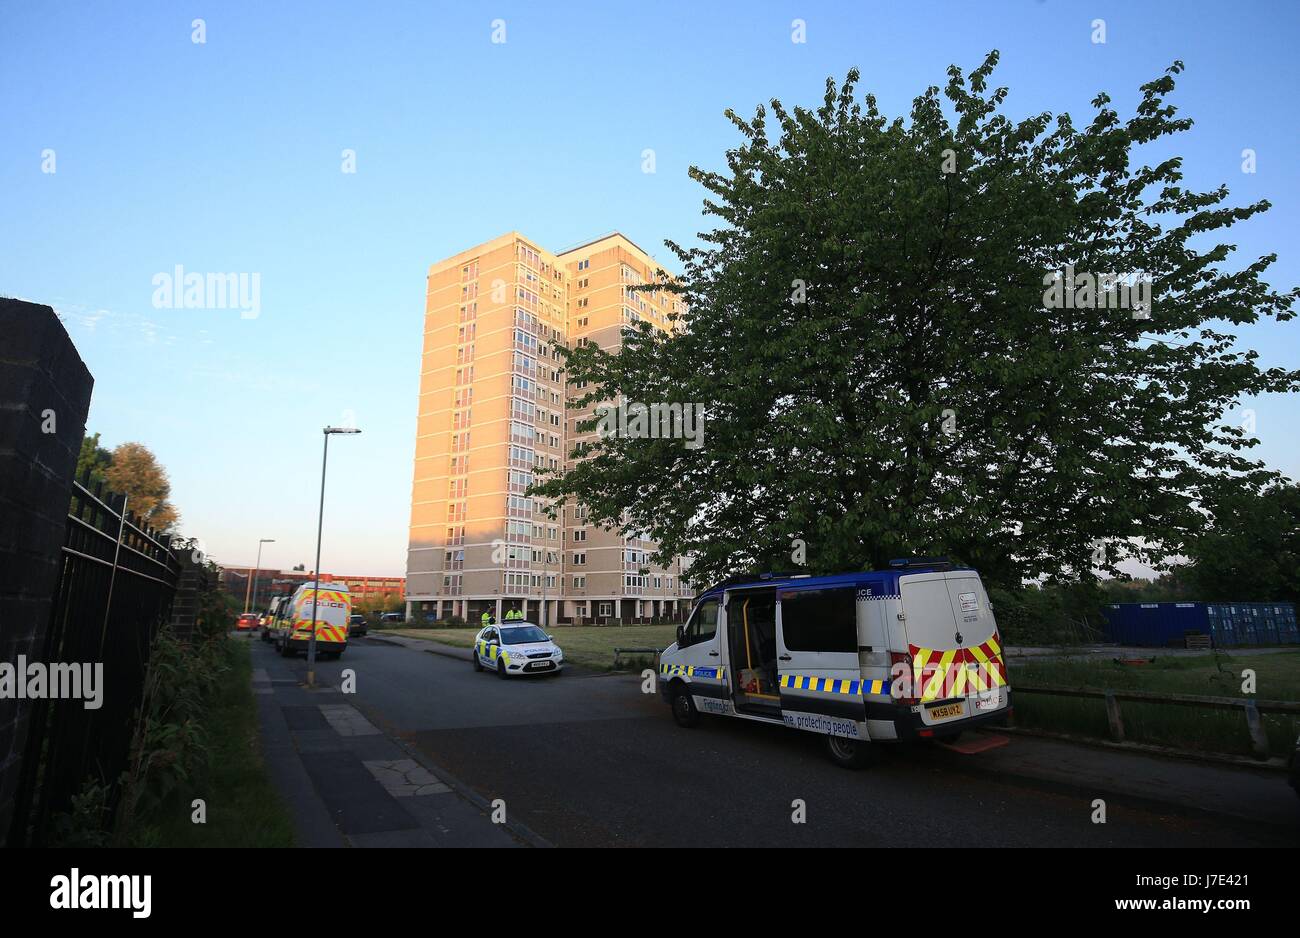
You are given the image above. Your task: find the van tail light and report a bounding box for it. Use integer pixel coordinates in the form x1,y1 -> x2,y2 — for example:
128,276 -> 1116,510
889,651 -> 919,705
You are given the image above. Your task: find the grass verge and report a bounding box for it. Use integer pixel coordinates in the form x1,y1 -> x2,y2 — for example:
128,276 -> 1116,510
131,639 -> 295,847
388,624 -> 679,672
1009,650 -> 1300,758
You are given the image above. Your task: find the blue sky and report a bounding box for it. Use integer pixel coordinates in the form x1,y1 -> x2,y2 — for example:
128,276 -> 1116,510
3,1 -> 1297,576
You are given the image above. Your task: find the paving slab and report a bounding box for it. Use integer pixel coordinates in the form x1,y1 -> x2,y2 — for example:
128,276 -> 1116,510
364,758 -> 453,797
298,750 -> 419,836
320,703 -> 382,736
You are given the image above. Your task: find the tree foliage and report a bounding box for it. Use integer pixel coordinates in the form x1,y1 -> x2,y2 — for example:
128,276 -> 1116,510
533,53 -> 1299,590
76,431 -> 112,485
988,582 -> 1108,646
1179,480 -> 1300,604
105,441 -> 181,531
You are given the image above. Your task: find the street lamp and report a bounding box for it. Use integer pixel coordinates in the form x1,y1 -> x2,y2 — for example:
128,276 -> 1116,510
306,426 -> 361,688
245,538 -> 276,614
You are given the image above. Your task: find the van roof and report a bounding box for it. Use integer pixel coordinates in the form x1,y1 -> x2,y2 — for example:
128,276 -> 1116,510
698,562 -> 975,600
294,582 -> 350,593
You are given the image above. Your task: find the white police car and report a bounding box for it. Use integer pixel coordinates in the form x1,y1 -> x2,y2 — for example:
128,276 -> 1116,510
472,622 -> 564,678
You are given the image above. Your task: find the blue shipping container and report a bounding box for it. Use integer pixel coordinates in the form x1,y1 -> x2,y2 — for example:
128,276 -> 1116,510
1102,601 -> 1298,648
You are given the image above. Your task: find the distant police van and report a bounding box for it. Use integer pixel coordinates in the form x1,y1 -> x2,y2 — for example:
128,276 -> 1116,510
657,559 -> 1011,768
272,582 -> 352,660
260,595 -> 288,643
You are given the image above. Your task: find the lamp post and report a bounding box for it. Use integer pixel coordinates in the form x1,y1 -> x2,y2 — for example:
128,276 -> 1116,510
306,426 -> 361,688
245,538 -> 276,614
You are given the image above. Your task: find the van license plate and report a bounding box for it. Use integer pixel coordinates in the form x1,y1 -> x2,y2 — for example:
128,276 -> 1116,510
926,702 -> 964,722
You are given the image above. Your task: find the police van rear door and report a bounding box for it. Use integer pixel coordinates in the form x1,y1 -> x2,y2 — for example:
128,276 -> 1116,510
899,572 -> 1004,720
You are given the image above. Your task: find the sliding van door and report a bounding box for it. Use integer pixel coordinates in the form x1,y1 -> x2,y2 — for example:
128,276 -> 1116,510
776,586 -> 866,724
725,588 -> 780,715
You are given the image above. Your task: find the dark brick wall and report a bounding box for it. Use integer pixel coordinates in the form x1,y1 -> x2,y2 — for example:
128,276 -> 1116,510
0,298 -> 93,845
168,547 -> 212,642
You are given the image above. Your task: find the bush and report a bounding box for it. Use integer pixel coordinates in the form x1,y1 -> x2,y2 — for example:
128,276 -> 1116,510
115,582 -> 233,841
48,779 -> 113,848
43,574 -> 252,846
989,582 -> 1106,647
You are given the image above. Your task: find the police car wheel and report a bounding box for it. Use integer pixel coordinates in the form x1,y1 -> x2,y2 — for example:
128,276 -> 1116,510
472,651 -> 483,671
824,735 -> 874,770
670,686 -> 699,727
496,660 -> 508,680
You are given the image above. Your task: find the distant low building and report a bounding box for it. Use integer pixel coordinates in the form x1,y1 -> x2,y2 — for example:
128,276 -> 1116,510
221,567 -> 405,607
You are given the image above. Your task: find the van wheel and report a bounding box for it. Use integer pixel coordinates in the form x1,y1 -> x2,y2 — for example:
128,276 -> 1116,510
670,686 -> 699,728
824,735 -> 875,770
279,640 -> 294,658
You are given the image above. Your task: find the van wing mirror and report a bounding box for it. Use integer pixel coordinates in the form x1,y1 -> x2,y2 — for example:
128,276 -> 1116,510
676,625 -> 686,645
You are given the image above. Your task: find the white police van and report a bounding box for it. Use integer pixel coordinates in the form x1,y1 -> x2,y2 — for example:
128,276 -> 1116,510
472,622 -> 565,678
657,560 -> 1011,767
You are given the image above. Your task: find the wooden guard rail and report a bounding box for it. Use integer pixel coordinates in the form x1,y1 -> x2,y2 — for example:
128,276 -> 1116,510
1012,684 -> 1300,759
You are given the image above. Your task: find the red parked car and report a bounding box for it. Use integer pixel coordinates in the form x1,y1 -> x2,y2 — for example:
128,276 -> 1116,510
236,612 -> 260,631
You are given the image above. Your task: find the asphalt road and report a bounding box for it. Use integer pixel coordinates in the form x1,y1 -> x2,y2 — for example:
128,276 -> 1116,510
270,635 -> 1295,848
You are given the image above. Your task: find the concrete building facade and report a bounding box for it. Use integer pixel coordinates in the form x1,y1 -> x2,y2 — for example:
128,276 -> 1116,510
405,232 -> 694,626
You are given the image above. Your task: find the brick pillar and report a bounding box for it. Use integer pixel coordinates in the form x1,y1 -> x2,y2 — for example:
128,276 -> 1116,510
168,546 -> 211,642
0,299 -> 93,845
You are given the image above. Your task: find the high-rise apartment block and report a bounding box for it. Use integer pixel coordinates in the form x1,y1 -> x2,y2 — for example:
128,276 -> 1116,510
405,232 -> 694,626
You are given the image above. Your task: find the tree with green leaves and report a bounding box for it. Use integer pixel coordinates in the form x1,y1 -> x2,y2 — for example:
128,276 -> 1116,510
533,53 -> 1298,591
1179,480 -> 1300,604
76,431 -> 113,485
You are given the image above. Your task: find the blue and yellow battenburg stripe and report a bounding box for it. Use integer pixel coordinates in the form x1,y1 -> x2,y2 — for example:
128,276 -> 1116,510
475,639 -> 510,664
659,663 -> 726,681
779,674 -> 891,698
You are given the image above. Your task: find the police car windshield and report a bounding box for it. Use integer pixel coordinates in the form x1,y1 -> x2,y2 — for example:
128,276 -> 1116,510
500,626 -> 547,645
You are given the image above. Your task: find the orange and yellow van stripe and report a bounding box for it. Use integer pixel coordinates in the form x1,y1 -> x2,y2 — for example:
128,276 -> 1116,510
291,620 -> 348,642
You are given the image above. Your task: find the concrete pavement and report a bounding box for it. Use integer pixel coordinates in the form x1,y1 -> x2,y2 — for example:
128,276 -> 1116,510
248,633 -> 535,848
